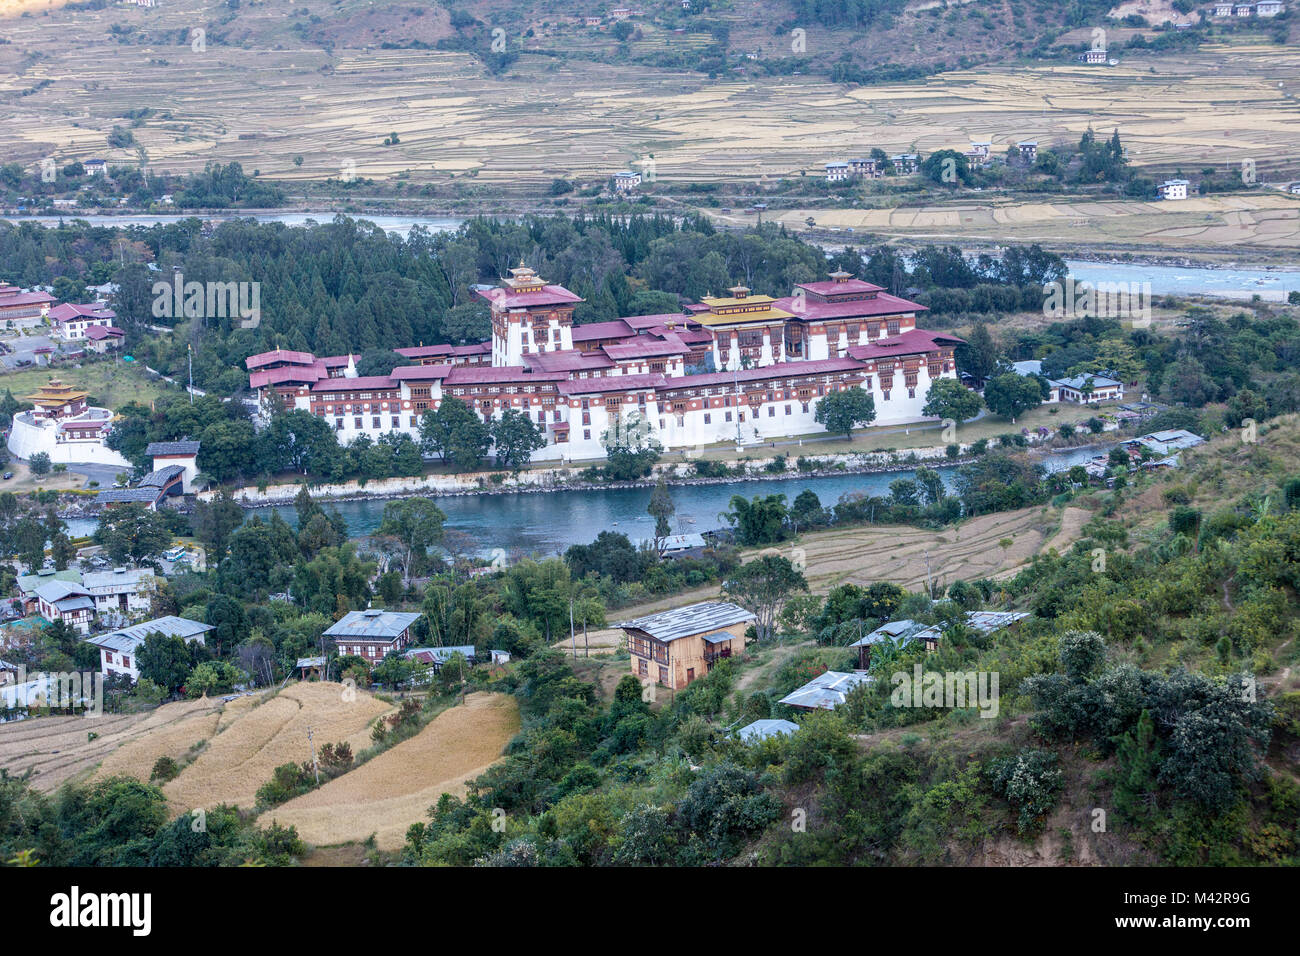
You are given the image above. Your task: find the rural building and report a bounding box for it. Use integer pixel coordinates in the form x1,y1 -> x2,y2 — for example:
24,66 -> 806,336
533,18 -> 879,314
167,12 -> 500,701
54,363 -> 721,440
34,580 -> 96,634
1212,2 -> 1233,13
1124,429 -> 1205,456
85,615 -> 213,682
83,567 -> 154,619
890,153 -> 920,174
825,161 -> 851,182
1256,0 -> 1284,15
84,324 -> 125,353
404,645 -> 476,671
1016,141 -> 1038,163
15,570 -> 82,616
968,139 -> 991,159
96,464 -> 190,509
84,159 -> 107,176
849,157 -> 881,178
48,302 -> 115,341
1078,49 -> 1107,64
1289,183 -> 1300,195
612,171 -> 642,192
1051,374 -> 1124,404
655,532 -> 707,557
296,656 -> 327,679
0,284 -> 55,322
584,16 -> 602,25
22,379 -> 88,422
617,601 -> 754,690
1233,2 -> 1253,13
324,609 -> 421,662
848,619 -> 927,668
736,718 -> 799,742
146,440 -> 201,493
1158,179 -> 1190,200
779,670 -> 874,710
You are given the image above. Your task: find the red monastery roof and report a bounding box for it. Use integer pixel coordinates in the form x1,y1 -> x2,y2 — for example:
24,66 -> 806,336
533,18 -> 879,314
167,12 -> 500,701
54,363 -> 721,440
246,349 -> 317,370
310,375 -> 402,393
557,374 -> 669,396
476,285 -> 583,310
571,320 -> 635,343
796,278 -> 884,298
249,363 -> 328,389
394,344 -> 454,359
391,364 -> 453,381
773,291 -> 927,321
847,329 -> 965,361
665,358 -> 867,389
443,366 -> 570,386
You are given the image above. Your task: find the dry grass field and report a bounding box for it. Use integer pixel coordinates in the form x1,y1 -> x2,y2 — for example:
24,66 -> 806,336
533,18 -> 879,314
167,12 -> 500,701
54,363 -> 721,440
0,695 -> 228,792
259,691 -> 519,851
573,497 -> 1085,630
2,0 -> 1299,208
162,681 -> 392,813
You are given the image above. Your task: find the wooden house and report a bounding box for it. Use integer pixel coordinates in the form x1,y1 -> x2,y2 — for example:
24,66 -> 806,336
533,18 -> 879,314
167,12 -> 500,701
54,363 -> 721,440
617,601 -> 754,690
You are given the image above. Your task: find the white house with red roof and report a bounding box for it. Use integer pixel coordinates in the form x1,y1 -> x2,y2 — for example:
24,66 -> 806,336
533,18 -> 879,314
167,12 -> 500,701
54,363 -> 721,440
49,302 -> 116,341
244,266 -> 964,462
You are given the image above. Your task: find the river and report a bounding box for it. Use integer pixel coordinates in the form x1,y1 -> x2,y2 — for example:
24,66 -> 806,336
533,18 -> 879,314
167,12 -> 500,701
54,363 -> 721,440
1064,259 -> 1300,303
248,445 -> 1105,557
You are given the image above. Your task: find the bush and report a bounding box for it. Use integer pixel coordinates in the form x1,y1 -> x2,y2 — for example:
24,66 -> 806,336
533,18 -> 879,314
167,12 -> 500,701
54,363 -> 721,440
150,756 -> 180,783
989,748 -> 1063,835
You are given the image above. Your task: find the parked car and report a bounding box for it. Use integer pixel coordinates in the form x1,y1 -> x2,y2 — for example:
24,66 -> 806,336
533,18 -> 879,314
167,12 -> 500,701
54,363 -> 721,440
1,472 -> 11,480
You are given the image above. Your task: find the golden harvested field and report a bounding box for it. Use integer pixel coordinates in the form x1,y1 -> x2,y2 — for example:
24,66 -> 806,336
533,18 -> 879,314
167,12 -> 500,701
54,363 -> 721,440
2,0 -> 1299,200
163,681 -> 393,813
0,695 -> 228,792
593,499 -> 1085,625
259,692 -> 520,851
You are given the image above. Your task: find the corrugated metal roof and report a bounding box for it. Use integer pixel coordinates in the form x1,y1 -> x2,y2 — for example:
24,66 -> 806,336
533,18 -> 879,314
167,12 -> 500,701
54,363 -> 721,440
324,609 -> 421,640
616,601 -> 754,643
85,615 -> 213,653
83,567 -> 153,591
778,671 -> 874,710
737,718 -> 799,742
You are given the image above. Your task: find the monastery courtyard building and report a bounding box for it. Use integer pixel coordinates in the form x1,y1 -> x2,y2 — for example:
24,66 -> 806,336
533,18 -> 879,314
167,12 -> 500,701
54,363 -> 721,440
246,267 -> 963,463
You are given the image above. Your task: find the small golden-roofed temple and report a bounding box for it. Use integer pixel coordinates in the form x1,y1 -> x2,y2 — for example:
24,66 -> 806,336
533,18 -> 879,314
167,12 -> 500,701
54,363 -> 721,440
24,379 -> 89,422
689,285 -> 795,369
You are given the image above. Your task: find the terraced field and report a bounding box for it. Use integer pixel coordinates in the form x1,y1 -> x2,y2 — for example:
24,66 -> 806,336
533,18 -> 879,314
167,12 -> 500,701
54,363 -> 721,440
260,691 -> 519,851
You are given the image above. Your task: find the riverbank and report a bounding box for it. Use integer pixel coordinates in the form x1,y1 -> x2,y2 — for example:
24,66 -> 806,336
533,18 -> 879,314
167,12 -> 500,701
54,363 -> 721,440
205,437 -> 1111,510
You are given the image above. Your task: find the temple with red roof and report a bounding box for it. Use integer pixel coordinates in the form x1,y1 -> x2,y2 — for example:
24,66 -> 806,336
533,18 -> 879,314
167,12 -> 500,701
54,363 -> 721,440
244,265 -> 962,462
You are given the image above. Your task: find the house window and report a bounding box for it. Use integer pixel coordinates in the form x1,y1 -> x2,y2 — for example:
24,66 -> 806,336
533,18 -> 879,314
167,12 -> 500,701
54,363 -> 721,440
372,416 -> 380,429
122,656 -> 130,669
583,429 -> 591,440
354,417 -> 362,429
638,658 -> 648,677
801,402 -> 810,413
767,406 -> 775,417
392,416 -> 400,428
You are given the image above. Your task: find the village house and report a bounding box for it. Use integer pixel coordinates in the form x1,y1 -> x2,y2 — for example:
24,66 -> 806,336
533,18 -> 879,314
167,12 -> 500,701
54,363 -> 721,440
84,615 -> 213,682
83,159 -> 107,177
1256,0 -> 1284,15
48,302 -> 116,340
1017,141 -> 1038,164
779,670 -> 874,710
404,645 -> 476,672
612,170 -> 642,192
83,567 -> 155,619
83,324 -> 126,353
1078,48 -> 1107,64
825,161 -> 851,182
849,611 -> 1029,667
14,570 -> 82,616
890,153 -> 920,174
1233,2 -> 1254,14
849,157 -> 881,178
1123,428 -> 1205,456
1212,1 -> 1234,13
34,580 -> 96,634
323,609 -> 421,663
1158,179 -> 1190,200
1051,373 -> 1124,404
617,601 -> 754,690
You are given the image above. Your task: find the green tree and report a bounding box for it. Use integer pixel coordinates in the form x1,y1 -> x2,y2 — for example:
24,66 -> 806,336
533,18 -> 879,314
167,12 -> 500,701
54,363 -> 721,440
420,397 -> 491,472
723,493 -> 788,546
192,489 -> 244,561
28,452 -> 52,477
922,378 -> 982,423
722,554 -> 808,641
982,373 -> 1042,423
491,408 -> 545,472
92,504 -> 173,564
136,632 -> 197,695
647,475 -> 675,553
814,388 -> 876,440
377,498 -> 447,587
